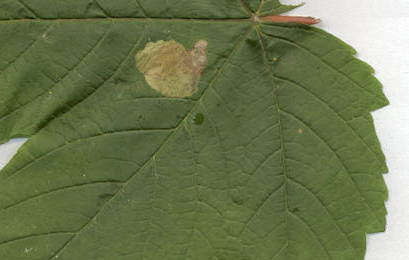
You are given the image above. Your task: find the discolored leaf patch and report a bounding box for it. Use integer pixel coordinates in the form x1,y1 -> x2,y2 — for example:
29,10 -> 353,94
135,40 -> 208,98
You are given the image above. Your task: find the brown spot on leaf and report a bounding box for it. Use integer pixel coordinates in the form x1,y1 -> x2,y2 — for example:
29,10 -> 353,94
135,40 -> 208,98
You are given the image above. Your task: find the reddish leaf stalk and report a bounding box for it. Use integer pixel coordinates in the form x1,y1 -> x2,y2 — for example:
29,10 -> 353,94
260,15 -> 321,25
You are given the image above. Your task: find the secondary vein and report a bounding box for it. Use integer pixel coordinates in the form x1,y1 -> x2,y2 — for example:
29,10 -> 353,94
44,24 -> 255,260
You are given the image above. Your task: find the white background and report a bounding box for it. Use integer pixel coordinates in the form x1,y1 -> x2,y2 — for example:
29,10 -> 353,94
0,0 -> 408,259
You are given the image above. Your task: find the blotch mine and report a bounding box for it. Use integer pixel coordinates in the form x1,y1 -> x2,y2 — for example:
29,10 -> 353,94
136,39 -> 208,98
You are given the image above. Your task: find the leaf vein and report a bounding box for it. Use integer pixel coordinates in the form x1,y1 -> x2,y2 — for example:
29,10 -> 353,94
93,0 -> 112,18
0,17 -> 249,24
0,22 -> 113,123
270,241 -> 287,260
45,24 -> 255,259
287,177 -> 359,258
133,0 -> 148,17
237,0 -> 253,17
5,128 -> 173,182
0,23 -> 51,79
260,29 -> 386,103
279,108 -> 384,226
16,0 -> 41,19
272,74 -> 385,168
256,26 -> 290,251
289,212 -> 331,260
0,181 -> 123,213
0,232 -> 74,248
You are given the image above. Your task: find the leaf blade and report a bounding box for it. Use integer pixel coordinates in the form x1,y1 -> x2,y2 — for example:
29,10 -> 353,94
0,2 -> 388,260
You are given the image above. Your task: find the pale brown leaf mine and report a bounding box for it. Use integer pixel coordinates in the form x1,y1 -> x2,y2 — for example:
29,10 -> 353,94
135,6 -> 319,98
136,40 -> 208,98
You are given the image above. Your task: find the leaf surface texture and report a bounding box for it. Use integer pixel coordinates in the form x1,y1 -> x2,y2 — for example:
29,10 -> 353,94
0,1 -> 388,260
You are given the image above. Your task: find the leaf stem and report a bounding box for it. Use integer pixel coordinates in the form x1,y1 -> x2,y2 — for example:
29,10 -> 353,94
260,15 -> 321,25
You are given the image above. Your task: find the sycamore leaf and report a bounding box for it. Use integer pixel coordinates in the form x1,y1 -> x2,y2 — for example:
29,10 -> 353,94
0,1 -> 389,260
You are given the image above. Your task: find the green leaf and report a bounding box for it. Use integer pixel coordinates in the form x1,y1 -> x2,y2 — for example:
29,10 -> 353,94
0,1 -> 389,260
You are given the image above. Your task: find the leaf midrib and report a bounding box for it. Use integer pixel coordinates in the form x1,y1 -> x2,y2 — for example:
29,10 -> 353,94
259,26 -> 385,227
256,24 -> 381,259
257,25 -> 343,260
255,25 -> 293,259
